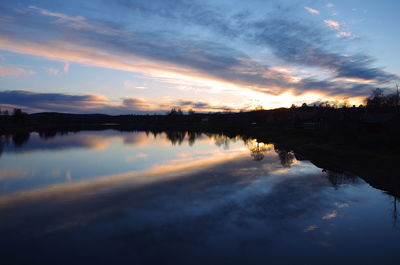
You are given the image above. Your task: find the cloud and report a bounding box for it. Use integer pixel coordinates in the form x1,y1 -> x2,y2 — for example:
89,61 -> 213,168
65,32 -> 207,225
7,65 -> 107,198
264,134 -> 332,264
0,2 -> 397,106
251,18 -> 396,84
0,66 -> 34,77
122,97 -> 150,110
0,90 -> 233,114
0,90 -> 109,113
116,0 -> 238,38
323,20 -> 357,39
28,5 -> 85,23
47,67 -> 60,75
165,99 -> 237,112
28,5 -> 120,36
304,225 -> 318,232
173,100 -> 213,110
326,3 -> 334,8
336,31 -> 353,38
0,169 -> 32,180
304,7 -> 320,14
123,81 -> 147,90
63,62 -> 70,73
322,210 -> 338,220
324,19 -> 341,30
0,19 -> 294,96
123,81 -> 134,88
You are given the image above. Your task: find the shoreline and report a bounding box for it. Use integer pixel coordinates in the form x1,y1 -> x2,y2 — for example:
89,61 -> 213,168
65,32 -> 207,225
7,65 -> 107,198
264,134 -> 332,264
1,122 -> 399,197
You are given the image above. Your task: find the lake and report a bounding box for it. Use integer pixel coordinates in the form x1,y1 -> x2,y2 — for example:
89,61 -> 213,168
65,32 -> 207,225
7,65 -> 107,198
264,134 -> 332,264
0,130 -> 399,264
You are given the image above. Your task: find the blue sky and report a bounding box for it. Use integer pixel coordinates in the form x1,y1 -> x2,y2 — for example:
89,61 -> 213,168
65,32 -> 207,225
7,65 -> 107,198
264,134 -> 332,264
0,0 -> 399,114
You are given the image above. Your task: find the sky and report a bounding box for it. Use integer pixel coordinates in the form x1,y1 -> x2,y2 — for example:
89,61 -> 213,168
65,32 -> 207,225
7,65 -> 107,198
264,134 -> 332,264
0,0 -> 399,114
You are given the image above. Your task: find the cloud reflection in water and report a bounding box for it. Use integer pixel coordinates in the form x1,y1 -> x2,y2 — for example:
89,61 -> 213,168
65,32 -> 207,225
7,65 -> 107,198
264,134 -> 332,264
0,130 -> 396,265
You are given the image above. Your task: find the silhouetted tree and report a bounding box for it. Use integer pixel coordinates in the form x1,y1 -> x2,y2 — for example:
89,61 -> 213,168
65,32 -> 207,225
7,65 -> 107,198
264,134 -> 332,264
319,102 -> 331,108
13,108 -> 22,116
254,105 -> 264,111
168,107 -> 183,116
367,88 -> 385,110
12,108 -> 27,123
366,87 -> 400,112
340,99 -> 350,108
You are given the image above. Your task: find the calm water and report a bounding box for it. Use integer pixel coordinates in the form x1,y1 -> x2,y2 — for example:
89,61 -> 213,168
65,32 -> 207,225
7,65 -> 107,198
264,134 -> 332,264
0,130 -> 399,264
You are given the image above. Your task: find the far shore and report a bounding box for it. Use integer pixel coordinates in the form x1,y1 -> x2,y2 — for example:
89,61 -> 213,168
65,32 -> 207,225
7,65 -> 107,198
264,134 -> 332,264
1,107 -> 400,197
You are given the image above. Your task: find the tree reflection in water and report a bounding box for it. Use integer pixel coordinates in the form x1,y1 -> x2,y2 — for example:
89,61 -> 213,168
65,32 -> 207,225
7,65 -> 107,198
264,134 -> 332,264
246,140 -> 272,161
165,131 -> 186,145
274,148 -> 296,168
246,139 -> 296,168
323,170 -> 359,189
213,134 -> 234,150
0,135 -> 8,158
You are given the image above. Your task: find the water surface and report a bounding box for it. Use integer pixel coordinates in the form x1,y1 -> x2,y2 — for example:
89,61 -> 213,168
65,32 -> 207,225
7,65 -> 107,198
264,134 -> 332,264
0,130 -> 399,264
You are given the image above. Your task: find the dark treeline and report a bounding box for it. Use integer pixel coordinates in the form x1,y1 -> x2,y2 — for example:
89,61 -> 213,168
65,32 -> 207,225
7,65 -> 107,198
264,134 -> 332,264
1,87 -> 400,147
1,89 -> 400,145
1,88 -> 400,199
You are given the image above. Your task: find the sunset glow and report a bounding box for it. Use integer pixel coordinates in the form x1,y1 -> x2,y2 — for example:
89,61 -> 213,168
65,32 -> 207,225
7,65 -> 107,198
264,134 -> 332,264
0,0 -> 398,113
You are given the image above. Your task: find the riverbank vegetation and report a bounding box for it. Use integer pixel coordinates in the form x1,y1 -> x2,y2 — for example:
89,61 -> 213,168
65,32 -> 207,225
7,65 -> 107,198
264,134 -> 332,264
1,88 -> 400,195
